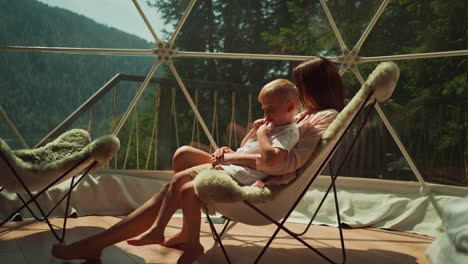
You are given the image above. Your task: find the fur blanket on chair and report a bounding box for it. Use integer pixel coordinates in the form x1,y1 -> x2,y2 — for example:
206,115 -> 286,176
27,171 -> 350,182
194,168 -> 286,204
0,129 -> 120,193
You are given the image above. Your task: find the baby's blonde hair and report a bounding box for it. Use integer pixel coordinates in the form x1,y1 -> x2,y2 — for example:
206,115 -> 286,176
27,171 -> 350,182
259,79 -> 299,103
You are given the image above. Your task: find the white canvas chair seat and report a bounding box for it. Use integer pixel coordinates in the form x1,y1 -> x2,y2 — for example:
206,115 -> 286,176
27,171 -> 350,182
195,62 -> 399,225
0,129 -> 120,242
193,62 -> 400,263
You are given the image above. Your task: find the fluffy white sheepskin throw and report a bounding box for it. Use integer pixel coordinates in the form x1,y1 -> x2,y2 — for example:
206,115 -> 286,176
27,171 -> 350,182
0,129 -> 120,192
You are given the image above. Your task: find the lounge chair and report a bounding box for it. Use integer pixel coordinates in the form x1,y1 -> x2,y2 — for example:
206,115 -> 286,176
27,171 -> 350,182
0,129 -> 120,242
194,61 -> 400,263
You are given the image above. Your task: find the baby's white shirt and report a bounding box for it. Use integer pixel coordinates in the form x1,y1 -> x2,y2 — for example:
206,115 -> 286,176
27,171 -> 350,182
220,122 -> 299,185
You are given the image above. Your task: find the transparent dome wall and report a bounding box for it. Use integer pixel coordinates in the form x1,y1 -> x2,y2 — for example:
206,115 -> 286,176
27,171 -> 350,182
0,0 -> 466,186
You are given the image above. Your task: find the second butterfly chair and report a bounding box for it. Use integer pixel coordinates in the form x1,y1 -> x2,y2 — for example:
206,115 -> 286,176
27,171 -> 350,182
0,129 -> 120,242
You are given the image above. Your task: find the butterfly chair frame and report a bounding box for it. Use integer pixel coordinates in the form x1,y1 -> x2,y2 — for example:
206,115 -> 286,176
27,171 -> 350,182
205,93 -> 377,264
0,154 -> 97,243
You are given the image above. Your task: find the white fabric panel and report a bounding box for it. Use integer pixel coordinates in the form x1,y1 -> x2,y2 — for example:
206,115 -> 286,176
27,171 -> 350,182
425,196 -> 468,264
426,234 -> 468,264
1,172 -> 465,239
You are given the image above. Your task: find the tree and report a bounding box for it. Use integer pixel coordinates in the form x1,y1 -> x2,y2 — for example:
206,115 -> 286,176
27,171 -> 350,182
261,0 -> 467,185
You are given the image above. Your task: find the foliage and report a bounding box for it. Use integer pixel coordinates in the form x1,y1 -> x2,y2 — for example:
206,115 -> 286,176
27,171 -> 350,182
0,0 -> 466,186
122,0 -> 300,169
261,0 -> 467,185
0,0 -> 154,147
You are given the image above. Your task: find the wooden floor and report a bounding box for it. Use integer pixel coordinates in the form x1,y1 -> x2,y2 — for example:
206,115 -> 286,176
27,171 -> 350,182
0,216 -> 434,264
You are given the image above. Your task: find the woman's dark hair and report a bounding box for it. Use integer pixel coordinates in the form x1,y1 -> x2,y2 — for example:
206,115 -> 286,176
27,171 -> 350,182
293,57 -> 345,111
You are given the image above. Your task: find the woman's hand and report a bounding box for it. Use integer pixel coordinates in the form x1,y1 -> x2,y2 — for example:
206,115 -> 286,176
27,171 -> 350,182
211,146 -> 233,166
211,153 -> 223,166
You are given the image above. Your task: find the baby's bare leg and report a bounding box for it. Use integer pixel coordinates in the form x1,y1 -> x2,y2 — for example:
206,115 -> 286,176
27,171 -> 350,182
177,181 -> 204,264
127,170 -> 194,246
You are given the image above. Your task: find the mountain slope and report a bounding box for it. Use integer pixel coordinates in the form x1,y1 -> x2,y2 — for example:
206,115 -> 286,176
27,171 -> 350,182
0,0 -> 158,146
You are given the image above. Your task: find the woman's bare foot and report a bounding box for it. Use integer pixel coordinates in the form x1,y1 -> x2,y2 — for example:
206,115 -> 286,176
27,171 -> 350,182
161,231 -> 188,249
127,228 -> 165,246
51,242 -> 102,260
177,243 -> 204,264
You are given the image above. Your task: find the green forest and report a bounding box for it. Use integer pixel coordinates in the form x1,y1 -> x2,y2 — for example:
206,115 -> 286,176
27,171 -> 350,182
0,0 -> 155,145
0,0 -> 466,186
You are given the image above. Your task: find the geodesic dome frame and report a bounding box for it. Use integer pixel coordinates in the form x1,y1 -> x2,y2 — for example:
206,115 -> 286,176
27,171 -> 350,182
1,0 -> 467,221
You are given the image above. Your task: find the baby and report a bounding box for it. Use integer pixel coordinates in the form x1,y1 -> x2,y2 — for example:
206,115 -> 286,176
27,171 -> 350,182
211,78 -> 300,187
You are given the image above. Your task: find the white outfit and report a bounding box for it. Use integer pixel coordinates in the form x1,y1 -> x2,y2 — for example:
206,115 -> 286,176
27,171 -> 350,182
220,122 -> 299,185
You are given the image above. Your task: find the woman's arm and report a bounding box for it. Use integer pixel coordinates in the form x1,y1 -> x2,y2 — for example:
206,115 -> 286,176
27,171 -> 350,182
256,110 -> 338,176
256,123 -> 288,167
223,153 -> 258,169
240,119 -> 265,147
210,149 -> 258,169
240,129 -> 256,147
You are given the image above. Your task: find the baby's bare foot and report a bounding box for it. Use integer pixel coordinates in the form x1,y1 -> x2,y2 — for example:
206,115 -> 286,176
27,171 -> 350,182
177,243 -> 204,264
51,242 -> 102,260
251,180 -> 264,188
127,229 -> 165,246
161,231 -> 189,249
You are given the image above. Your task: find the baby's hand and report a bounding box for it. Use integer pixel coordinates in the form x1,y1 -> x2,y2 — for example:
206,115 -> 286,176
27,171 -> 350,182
251,180 -> 265,188
211,153 -> 224,166
252,118 -> 266,131
257,121 -> 271,137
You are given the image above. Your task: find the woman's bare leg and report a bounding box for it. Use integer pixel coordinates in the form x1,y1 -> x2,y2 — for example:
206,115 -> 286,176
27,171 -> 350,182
172,145 -> 211,173
127,169 -> 195,246
177,181 -> 204,264
51,145 -> 211,260
51,184 -> 170,260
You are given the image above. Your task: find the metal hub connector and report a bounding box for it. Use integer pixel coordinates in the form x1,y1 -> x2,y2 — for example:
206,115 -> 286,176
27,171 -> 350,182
157,46 -> 171,59
341,50 -> 355,66
338,50 -> 361,69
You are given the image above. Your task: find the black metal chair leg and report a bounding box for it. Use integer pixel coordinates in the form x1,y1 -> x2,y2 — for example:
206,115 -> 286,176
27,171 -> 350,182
206,212 -> 232,264
245,201 -> 336,264
0,156 -> 95,242
329,164 -> 346,264
61,174 -> 77,242
206,96 -> 378,263
16,193 -> 43,221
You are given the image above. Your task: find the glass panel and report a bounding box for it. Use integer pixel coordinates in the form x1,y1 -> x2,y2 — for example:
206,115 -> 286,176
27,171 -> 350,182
325,0 -> 383,49
0,51 -> 157,149
163,0 -> 339,56
113,57 -> 295,169
106,79 -> 163,170
360,0 -> 467,56
341,68 -> 361,96
327,103 -> 413,182
172,56 -> 293,157
385,57 -> 466,186
1,0 -> 466,184
2,0 -> 166,48
137,0 -> 192,44
348,58 -> 467,186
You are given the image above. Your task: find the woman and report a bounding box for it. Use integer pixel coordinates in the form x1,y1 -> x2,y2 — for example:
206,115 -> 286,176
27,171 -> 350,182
51,57 -> 345,263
